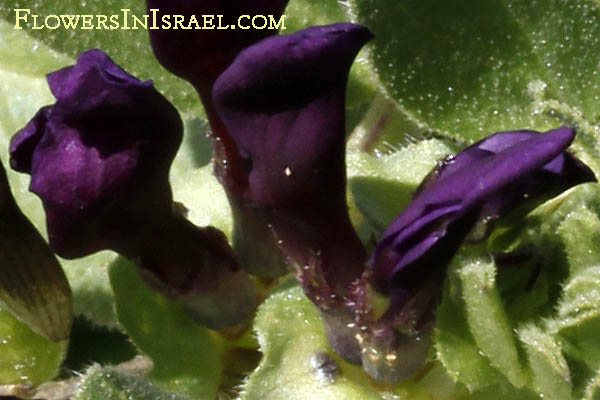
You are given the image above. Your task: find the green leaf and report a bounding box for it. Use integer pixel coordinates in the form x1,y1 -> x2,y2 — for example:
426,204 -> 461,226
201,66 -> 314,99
490,184 -> 600,328
518,183 -> 600,247
109,258 -> 221,399
553,267 -> 600,373
455,255 -> 527,388
168,114 -> 233,237
583,368 -> 600,400
0,308 -> 67,386
555,195 -> 600,276
346,138 -> 454,233
518,324 -> 572,400
465,381 -> 539,400
485,183 -> 600,395
76,364 -> 188,400
349,0 -> 600,171
241,282 -> 462,400
284,0 -> 348,31
435,280 -> 501,392
434,182 -> 600,397
239,283 -> 381,400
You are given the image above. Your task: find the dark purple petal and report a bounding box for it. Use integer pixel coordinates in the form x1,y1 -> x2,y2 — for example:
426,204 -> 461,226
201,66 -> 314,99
215,24 -> 373,207
146,0 -> 288,96
10,49 -> 256,329
47,49 -> 149,109
371,127 -> 594,289
10,106 -> 51,173
416,129 -> 594,195
213,23 -> 372,286
11,49 -> 181,258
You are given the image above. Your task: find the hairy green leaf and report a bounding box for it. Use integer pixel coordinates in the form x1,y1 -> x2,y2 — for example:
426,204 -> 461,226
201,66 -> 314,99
76,364 -> 188,400
241,283 -> 461,400
518,324 -> 572,400
455,255 -> 526,388
109,258 -> 221,399
350,0 -> 600,173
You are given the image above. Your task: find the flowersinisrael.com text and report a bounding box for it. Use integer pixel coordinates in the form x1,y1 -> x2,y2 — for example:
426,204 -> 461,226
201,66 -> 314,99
14,9 -> 287,30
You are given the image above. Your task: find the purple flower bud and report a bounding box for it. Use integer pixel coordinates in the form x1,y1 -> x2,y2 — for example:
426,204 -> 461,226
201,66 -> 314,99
213,23 -> 373,360
360,127 -> 595,382
10,49 -> 256,329
145,0 -> 289,98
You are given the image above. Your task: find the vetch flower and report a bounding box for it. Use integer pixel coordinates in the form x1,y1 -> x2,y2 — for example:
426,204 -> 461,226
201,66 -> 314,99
356,127 -> 595,382
0,159 -> 72,342
372,128 -> 595,291
10,49 -> 256,329
146,0 -> 291,279
213,23 -> 373,361
146,0 -> 289,99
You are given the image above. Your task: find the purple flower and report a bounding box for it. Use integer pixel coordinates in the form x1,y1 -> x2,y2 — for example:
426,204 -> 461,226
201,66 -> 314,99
10,49 -> 256,329
213,23 -> 373,360
146,0 -> 288,98
145,0 -> 293,279
11,50 -> 181,258
371,127 -> 594,290
358,127 -> 595,382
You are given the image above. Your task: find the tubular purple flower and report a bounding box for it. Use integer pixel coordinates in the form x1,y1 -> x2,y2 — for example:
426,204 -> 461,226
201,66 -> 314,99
145,0 -> 291,279
9,49 -> 256,329
145,0 -> 289,98
213,23 -> 373,361
358,127 -> 595,382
